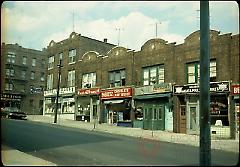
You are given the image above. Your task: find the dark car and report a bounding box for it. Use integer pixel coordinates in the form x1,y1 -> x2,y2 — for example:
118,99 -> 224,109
8,111 -> 27,120
1,107 -> 27,120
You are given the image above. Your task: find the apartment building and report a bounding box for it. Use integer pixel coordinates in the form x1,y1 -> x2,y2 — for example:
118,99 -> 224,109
1,43 -> 47,114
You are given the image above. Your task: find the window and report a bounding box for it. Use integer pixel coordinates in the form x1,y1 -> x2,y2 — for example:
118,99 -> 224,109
187,60 -> 216,83
82,72 -> 96,88
187,63 -> 196,83
6,69 -> 14,77
47,74 -> 53,90
41,59 -> 45,68
5,83 -> 13,91
69,49 -> 76,64
153,108 -> 157,120
23,57 -> 27,65
210,61 -> 217,82
68,70 -> 75,87
32,58 -> 36,66
109,69 -> 126,87
31,72 -> 35,80
7,52 -> 16,63
143,65 -> 164,86
59,52 -> 63,60
21,71 -> 26,79
158,107 -> 162,120
41,72 -> 45,81
48,56 -> 54,69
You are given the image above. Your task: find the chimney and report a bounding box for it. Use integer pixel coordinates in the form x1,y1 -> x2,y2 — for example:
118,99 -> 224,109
104,38 -> 107,43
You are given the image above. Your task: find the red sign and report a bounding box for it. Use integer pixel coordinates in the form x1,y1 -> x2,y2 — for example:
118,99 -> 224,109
231,85 -> 240,95
77,88 -> 100,96
101,87 -> 132,99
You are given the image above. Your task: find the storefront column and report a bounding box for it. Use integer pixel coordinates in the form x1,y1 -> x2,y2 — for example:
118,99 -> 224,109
90,97 -> 93,123
230,96 -> 236,139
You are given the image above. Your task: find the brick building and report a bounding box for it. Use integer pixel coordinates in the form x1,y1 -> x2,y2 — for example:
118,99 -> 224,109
1,43 -> 47,114
43,32 -> 116,120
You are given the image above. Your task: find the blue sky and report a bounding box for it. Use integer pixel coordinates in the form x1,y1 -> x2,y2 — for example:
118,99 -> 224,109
1,1 -> 239,51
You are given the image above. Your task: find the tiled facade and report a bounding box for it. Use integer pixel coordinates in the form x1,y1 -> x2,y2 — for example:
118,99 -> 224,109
1,43 -> 47,114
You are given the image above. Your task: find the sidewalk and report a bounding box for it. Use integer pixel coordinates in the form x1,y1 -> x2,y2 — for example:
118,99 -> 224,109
26,115 -> 239,153
1,145 -> 56,166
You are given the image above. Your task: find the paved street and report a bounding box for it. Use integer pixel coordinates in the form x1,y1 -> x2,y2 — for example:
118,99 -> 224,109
1,118 -> 239,166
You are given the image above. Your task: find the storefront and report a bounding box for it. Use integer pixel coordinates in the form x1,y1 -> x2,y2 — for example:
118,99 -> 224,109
133,83 -> 173,131
100,87 -> 133,127
173,81 -> 231,138
0,93 -> 22,109
43,86 -> 75,120
76,88 -> 100,122
231,84 -> 240,139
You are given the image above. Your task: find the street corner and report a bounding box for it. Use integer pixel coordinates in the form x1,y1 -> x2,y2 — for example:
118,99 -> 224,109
137,132 -> 160,159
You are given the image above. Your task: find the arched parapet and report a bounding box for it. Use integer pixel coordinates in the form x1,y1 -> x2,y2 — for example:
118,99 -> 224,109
81,51 -> 101,62
184,29 -> 220,46
106,46 -> 128,58
140,38 -> 168,52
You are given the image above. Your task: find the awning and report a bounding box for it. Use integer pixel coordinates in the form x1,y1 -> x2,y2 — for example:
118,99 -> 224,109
133,93 -> 170,100
103,99 -> 124,104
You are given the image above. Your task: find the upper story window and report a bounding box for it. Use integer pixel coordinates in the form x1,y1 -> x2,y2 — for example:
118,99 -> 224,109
109,69 -> 125,88
41,59 -> 45,68
82,72 -> 96,88
6,69 -> 14,77
69,49 -> 76,64
47,73 -> 53,90
5,83 -> 13,91
21,70 -> 26,79
7,52 -> 16,63
143,65 -> 164,86
187,60 -> 216,83
23,57 -> 27,65
40,72 -> 45,81
59,52 -> 63,61
32,58 -> 36,66
31,71 -> 35,80
68,70 -> 75,87
48,56 -> 54,70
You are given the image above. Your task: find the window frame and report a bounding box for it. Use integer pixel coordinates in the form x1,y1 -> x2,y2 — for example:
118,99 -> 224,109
108,69 -> 126,88
142,65 -> 164,86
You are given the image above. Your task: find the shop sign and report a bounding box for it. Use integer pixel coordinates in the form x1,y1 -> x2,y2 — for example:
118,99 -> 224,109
101,87 -> 132,100
153,83 -> 172,93
231,85 -> 240,95
1,93 -> 21,101
173,81 -> 229,94
44,87 -> 75,96
135,83 -> 172,96
77,88 -> 100,95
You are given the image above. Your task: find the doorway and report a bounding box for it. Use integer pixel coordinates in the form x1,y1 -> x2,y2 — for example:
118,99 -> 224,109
187,103 -> 199,134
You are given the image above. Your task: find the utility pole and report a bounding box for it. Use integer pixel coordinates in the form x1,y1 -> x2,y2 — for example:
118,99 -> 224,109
199,1 -> 211,166
54,59 -> 63,124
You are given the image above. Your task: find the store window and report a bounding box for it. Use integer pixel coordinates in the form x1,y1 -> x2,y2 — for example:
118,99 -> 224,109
48,56 -> 54,69
109,69 -> 126,87
142,65 -> 164,86
68,70 -> 75,87
210,95 -> 229,126
69,49 -> 76,64
82,72 -> 96,88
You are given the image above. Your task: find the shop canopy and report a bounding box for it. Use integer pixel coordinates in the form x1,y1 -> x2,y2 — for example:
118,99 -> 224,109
103,99 -> 124,104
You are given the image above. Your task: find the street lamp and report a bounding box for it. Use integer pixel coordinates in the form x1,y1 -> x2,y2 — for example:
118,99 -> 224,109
54,59 -> 63,123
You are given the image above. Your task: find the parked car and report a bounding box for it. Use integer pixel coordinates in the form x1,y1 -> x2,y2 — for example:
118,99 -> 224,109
1,107 -> 27,120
